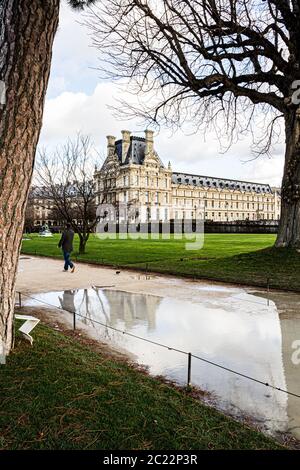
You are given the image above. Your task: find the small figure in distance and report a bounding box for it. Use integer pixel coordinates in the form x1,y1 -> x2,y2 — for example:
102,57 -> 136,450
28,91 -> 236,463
58,222 -> 75,273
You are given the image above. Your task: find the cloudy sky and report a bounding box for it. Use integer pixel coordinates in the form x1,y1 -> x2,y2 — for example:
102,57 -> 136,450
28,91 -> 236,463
39,1 -> 285,187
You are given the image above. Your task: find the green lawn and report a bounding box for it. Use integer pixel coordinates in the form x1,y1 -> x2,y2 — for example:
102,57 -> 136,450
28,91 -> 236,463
21,233 -> 300,291
0,323 -> 283,450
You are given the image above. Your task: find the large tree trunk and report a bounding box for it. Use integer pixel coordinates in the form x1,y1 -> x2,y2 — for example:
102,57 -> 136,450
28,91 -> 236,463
276,109 -> 300,248
0,0 -> 60,357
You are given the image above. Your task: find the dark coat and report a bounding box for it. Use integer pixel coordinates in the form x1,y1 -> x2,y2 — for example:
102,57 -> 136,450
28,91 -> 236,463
58,229 -> 74,252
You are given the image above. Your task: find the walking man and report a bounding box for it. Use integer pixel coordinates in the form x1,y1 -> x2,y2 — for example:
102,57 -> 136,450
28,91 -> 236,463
58,223 -> 75,273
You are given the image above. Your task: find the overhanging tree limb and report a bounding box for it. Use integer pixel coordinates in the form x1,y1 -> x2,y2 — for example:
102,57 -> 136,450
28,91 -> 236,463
86,0 -> 300,248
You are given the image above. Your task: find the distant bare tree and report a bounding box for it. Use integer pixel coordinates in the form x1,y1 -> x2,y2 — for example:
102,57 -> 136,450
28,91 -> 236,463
36,134 -> 99,254
86,0 -> 300,248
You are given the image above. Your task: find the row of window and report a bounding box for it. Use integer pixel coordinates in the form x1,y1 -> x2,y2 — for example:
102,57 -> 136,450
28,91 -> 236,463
205,212 -> 275,221
172,190 -> 275,202
204,201 -> 274,211
99,193 -> 278,215
174,212 -> 276,221
122,191 -> 169,204
98,184 -> 278,205
145,208 -> 169,221
123,175 -> 169,188
34,219 -> 84,225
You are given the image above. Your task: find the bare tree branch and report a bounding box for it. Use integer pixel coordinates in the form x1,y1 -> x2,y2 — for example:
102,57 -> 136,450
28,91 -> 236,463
84,0 -> 300,154
34,134 -> 100,254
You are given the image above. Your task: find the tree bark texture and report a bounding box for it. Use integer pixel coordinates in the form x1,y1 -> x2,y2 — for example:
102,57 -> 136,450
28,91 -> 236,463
0,0 -> 60,356
276,109 -> 300,248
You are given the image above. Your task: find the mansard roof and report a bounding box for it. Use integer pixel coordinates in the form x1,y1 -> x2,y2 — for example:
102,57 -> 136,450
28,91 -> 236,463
172,172 -> 273,194
115,136 -> 164,166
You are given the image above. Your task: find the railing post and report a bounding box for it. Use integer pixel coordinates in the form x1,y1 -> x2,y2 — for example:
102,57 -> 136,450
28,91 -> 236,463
73,311 -> 76,330
18,292 -> 22,308
187,352 -> 192,387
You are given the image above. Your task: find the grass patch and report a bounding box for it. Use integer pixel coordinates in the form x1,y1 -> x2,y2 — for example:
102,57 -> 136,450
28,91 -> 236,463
0,323 -> 283,450
21,233 -> 300,291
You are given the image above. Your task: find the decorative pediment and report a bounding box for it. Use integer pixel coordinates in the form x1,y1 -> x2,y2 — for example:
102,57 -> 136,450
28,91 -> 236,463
101,153 -> 120,173
143,151 -> 164,168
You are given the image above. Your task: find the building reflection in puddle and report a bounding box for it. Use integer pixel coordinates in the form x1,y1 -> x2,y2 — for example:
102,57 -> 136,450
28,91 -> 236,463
252,290 -> 300,440
25,286 -> 300,440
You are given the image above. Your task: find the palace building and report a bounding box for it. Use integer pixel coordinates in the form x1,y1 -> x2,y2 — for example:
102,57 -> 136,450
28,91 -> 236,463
94,130 -> 281,223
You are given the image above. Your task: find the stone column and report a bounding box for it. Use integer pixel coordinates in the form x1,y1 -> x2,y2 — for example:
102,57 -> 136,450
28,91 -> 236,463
145,129 -> 154,155
106,135 -> 116,157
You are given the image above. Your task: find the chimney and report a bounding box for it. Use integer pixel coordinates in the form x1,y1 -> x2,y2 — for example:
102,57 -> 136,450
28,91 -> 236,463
121,130 -> 131,163
106,135 -> 116,157
145,129 -> 154,154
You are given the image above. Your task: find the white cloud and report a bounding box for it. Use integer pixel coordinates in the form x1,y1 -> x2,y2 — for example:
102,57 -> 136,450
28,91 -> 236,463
47,0 -> 98,98
40,1 -> 285,187
40,82 -> 140,155
40,82 -> 285,186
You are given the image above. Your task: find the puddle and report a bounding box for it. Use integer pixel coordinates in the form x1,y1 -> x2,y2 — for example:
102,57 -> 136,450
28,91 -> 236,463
24,286 -> 300,440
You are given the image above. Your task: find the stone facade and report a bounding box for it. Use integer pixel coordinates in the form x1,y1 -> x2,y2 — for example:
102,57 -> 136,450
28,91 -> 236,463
94,130 -> 281,223
27,187 -> 56,227
27,185 -> 88,228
